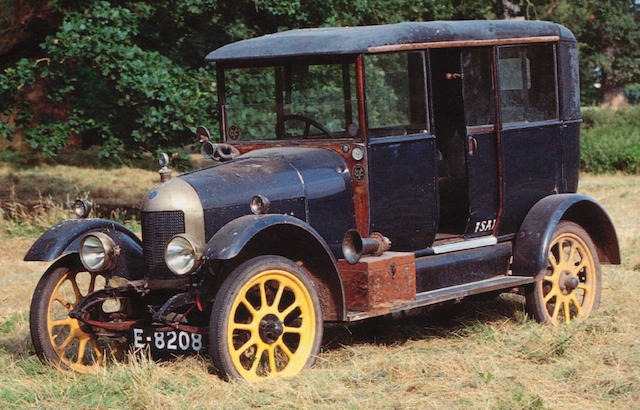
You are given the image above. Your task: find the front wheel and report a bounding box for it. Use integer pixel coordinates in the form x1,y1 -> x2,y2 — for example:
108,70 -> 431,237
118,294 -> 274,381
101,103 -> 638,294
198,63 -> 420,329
525,221 -> 602,325
210,256 -> 323,380
30,256 -> 113,372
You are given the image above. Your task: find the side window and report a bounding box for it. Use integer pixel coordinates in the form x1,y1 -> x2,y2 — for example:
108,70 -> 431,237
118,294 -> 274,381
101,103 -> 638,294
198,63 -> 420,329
462,47 -> 495,126
498,44 -> 558,125
365,52 -> 428,136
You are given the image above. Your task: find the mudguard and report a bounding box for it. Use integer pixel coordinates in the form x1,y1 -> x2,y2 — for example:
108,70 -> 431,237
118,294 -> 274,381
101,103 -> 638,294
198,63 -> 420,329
203,214 -> 346,321
511,194 -> 620,279
24,218 -> 145,280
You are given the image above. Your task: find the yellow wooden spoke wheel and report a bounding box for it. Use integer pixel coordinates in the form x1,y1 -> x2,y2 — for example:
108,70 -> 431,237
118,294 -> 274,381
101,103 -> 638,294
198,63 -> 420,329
30,256 -> 118,373
210,256 -> 323,381
526,221 -> 601,325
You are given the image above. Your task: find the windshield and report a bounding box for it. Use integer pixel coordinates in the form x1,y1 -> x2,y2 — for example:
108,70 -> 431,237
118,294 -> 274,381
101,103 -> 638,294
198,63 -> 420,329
222,60 -> 359,141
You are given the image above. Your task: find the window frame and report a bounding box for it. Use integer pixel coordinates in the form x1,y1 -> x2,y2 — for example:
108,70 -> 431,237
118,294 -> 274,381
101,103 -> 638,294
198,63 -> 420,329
363,50 -> 430,138
496,43 -> 560,128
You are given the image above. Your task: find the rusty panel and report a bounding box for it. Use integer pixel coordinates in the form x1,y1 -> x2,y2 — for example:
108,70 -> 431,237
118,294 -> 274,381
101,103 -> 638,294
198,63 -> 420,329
339,252 -> 416,312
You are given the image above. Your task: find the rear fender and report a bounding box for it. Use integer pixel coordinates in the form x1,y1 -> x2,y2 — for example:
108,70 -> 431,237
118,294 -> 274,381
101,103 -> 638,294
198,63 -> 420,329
512,194 -> 620,279
203,214 -> 346,321
24,219 -> 145,280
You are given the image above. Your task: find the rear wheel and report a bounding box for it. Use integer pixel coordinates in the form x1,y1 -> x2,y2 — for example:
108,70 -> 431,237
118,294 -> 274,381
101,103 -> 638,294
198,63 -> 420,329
210,256 -> 323,380
30,256 -> 116,372
526,221 -> 601,325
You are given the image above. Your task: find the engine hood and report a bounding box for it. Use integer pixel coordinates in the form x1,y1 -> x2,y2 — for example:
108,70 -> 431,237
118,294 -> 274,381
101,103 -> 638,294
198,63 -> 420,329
177,147 -> 355,251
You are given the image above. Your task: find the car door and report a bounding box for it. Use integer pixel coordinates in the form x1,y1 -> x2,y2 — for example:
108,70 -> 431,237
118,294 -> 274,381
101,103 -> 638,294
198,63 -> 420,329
461,47 -> 501,237
364,51 -> 439,251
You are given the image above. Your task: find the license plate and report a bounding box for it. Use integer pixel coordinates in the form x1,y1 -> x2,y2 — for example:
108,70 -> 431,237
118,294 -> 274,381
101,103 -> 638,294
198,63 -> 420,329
131,327 -> 206,353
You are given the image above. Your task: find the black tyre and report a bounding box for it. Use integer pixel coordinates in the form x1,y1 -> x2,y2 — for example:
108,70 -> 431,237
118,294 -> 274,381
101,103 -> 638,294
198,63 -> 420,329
525,221 -> 602,325
210,255 -> 323,380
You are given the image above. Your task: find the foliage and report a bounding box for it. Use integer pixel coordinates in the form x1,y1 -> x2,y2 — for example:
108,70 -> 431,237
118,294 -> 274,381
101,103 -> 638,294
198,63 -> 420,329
625,83 -> 640,104
0,1 -> 218,157
580,106 -> 640,173
0,0 -> 495,158
1,0 -> 639,156
532,0 -> 640,104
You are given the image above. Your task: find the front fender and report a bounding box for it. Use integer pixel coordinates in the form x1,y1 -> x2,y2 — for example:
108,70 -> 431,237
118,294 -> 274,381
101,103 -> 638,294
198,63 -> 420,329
203,214 -> 346,321
203,214 -> 333,262
25,218 -> 142,262
512,194 -> 620,279
25,219 -> 146,281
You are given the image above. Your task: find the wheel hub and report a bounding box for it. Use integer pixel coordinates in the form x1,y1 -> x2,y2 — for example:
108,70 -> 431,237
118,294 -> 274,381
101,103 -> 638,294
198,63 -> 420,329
559,271 -> 579,294
258,313 -> 283,344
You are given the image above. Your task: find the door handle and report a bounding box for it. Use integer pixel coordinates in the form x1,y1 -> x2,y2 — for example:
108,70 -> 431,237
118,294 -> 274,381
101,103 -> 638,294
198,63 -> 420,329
468,136 -> 479,156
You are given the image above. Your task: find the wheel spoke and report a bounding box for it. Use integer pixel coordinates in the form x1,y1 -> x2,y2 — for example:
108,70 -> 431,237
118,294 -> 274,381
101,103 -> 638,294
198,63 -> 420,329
259,281 -> 267,311
570,295 -> 582,315
272,282 -> 285,308
249,347 -> 264,373
76,337 -> 88,364
50,318 -> 75,328
543,289 -> 556,303
88,273 -> 97,294
54,297 -> 73,311
268,346 -> 276,374
572,260 -> 587,276
548,253 -> 559,269
577,283 -> 589,293
58,331 -> 76,350
90,339 -> 103,362
277,340 -> 293,358
232,322 -> 256,332
568,242 -> 577,264
234,337 -> 255,356
70,277 -> 83,304
241,297 -> 258,315
551,300 -> 561,321
563,300 -> 571,322
280,302 -> 299,318
556,241 -> 565,263
283,325 -> 302,334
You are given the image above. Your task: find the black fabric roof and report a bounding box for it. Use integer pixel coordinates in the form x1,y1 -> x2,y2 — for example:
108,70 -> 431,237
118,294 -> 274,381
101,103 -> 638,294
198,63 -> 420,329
205,20 -> 575,62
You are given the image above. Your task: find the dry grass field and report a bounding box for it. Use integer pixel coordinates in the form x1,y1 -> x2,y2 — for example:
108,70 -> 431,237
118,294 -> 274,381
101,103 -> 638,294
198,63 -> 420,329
0,167 -> 638,409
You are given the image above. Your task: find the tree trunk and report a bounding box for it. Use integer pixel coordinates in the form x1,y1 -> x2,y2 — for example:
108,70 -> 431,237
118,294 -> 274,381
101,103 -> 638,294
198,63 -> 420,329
600,86 -> 629,109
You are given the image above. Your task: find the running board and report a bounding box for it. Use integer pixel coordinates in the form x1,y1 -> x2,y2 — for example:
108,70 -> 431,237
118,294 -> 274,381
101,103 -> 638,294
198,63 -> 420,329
346,275 -> 535,322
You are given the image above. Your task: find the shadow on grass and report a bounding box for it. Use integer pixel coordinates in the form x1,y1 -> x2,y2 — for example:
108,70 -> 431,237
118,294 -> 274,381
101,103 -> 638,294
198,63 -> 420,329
322,293 -> 528,350
0,293 -> 528,376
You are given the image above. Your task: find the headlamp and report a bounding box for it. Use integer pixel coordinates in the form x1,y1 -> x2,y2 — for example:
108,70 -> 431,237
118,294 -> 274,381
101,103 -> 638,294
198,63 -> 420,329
165,234 -> 203,275
79,232 -> 116,272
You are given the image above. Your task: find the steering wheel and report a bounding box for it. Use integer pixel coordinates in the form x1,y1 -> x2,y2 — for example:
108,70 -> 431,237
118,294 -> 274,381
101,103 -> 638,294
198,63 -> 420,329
276,114 -> 333,139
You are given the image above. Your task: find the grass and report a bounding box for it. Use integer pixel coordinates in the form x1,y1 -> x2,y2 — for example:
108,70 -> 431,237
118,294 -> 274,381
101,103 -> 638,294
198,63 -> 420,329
0,173 -> 638,408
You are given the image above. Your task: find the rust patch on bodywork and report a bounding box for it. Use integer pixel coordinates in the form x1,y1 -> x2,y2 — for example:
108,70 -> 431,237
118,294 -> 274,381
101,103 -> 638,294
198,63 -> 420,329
339,252 -> 415,312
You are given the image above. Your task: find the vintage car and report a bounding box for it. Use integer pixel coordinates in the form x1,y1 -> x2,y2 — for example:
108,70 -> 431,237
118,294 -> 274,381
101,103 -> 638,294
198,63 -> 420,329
26,20 -> 620,380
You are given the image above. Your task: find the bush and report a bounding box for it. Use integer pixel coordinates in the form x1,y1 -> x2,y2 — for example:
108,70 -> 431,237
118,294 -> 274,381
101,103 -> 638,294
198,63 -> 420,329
580,106 -> 640,173
0,1 -> 218,158
625,83 -> 640,105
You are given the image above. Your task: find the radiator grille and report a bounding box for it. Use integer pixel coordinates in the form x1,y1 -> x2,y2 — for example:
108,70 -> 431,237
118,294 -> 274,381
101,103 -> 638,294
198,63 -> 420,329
141,211 -> 185,276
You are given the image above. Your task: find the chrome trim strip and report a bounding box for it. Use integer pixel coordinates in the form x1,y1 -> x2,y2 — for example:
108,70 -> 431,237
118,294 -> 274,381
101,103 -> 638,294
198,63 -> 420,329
432,235 -> 497,254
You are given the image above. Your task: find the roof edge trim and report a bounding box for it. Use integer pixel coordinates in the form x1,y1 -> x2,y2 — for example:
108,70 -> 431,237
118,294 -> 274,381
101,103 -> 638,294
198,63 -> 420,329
367,35 -> 560,53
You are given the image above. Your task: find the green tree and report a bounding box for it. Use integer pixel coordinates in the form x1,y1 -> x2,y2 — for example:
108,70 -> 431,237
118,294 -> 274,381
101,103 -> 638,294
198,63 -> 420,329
526,0 -> 640,106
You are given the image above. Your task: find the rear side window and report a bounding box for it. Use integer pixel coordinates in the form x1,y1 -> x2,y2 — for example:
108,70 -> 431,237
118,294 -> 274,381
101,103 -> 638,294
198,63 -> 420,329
498,44 -> 558,125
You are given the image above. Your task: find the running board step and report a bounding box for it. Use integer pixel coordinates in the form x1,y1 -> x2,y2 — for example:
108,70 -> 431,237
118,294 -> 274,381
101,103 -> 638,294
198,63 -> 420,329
346,275 -> 535,322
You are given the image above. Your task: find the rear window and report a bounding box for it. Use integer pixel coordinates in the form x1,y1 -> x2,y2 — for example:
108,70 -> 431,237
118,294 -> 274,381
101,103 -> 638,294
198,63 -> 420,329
498,44 -> 558,125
